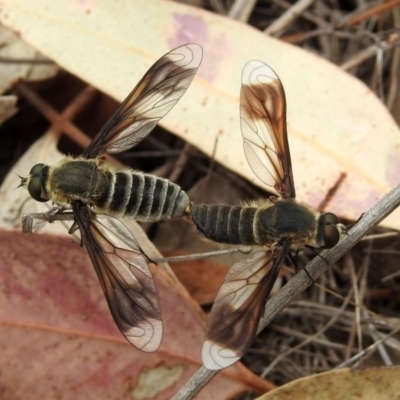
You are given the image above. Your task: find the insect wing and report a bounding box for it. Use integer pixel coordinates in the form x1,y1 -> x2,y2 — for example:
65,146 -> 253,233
73,204 -> 162,352
240,61 -> 295,199
83,44 -> 202,158
202,246 -> 289,370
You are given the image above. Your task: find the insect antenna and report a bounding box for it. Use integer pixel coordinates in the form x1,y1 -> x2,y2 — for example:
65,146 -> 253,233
15,174 -> 26,188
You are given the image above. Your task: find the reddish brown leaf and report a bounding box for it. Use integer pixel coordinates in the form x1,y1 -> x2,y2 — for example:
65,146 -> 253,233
0,229 -> 273,398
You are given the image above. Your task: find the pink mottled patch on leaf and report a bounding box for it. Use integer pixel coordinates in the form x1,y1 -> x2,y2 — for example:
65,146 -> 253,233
170,14 -> 208,47
168,13 -> 233,83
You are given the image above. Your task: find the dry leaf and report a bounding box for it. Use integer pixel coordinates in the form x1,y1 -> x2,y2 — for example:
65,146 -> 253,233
256,366 -> 400,400
0,229 -> 273,398
0,0 -> 399,229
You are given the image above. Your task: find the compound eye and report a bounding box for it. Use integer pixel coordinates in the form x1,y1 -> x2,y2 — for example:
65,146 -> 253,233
319,213 -> 342,248
27,164 -> 49,202
29,163 -> 46,175
28,178 -> 49,202
322,212 -> 340,225
322,224 -> 339,248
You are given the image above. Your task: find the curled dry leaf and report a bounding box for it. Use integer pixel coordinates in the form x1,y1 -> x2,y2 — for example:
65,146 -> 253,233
0,0 -> 399,229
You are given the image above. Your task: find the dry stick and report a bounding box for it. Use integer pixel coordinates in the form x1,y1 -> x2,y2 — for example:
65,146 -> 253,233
282,3 -> 400,44
209,0 -> 226,14
228,0 -> 257,22
15,81 -> 123,168
265,0 -> 315,36
265,324 -> 349,352
387,9 -> 400,111
313,1 -> 336,60
172,182 -> 400,400
346,253 -> 363,352
58,86 -> 98,124
154,247 -> 247,263
340,0 -> 400,27
271,0 -> 330,29
15,81 -> 92,150
375,46 -> 386,102
340,41 -> 395,71
361,232 -> 400,241
0,56 -> 54,64
341,254 -> 361,359
388,43 -> 400,110
365,314 -> 394,366
334,328 -> 400,369
282,29 -> 360,44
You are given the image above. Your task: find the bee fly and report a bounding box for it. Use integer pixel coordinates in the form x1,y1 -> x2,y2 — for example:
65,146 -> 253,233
189,61 -> 346,369
19,44 -> 202,352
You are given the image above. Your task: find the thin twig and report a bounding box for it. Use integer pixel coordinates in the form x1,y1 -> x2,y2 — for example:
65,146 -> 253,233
341,41 -> 395,70
366,316 -> 394,366
346,253 -> 363,353
387,9 -> 400,111
153,247 -> 251,263
334,328 -> 400,369
0,56 -> 54,64
340,0 -> 400,27
270,0 -> 330,28
228,0 -> 257,22
15,81 -> 92,150
265,0 -> 315,36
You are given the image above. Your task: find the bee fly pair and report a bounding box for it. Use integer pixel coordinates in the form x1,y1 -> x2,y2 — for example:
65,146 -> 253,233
19,44 -> 345,369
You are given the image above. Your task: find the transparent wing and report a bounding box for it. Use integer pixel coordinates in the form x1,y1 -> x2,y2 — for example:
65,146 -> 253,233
83,43 -> 202,158
73,204 -> 162,352
240,61 -> 295,199
202,245 -> 289,370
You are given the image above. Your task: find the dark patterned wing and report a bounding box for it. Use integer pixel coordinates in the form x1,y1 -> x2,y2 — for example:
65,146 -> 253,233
240,61 -> 295,199
202,245 -> 289,370
73,203 -> 162,352
83,43 -> 202,158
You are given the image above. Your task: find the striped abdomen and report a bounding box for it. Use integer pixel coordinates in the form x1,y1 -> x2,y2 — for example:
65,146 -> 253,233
49,159 -> 189,221
191,201 -> 317,246
191,204 -> 261,245
96,171 -> 189,221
